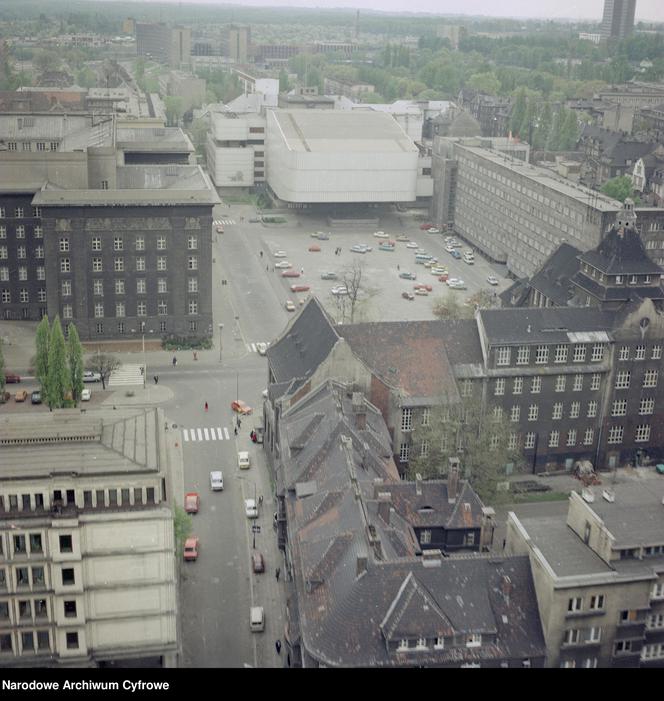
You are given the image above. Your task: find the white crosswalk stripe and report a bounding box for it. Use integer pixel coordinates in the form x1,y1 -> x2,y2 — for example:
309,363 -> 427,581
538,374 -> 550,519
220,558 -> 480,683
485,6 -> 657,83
182,426 -> 232,442
213,219 -> 236,227
108,363 -> 144,388
246,341 -> 269,353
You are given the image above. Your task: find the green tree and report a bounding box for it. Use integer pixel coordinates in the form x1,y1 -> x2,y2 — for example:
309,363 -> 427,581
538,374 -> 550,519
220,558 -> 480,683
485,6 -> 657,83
509,88 -> 527,138
467,71 -> 501,96
35,315 -> 50,391
278,69 -> 290,93
600,175 -> 638,203
164,96 -> 184,127
173,506 -> 192,554
534,101 -> 552,150
67,324 -> 84,406
561,109 -> 580,150
46,316 -> 70,410
520,99 -> 537,143
546,107 -> 565,151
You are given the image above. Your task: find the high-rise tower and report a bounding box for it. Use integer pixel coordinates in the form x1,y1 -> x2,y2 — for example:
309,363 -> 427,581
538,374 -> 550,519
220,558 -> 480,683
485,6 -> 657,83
600,0 -> 637,41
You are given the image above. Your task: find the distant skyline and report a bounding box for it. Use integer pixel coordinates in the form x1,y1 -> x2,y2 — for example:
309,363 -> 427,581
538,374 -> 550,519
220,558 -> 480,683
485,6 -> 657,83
116,0 -> 664,22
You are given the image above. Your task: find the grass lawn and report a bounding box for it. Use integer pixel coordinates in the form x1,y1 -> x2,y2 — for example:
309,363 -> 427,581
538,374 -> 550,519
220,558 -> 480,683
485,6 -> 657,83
508,490 -> 572,504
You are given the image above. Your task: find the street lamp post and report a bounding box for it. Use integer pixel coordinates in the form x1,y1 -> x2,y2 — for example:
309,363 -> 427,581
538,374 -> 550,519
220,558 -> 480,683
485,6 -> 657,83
141,322 -> 146,390
218,323 -> 224,363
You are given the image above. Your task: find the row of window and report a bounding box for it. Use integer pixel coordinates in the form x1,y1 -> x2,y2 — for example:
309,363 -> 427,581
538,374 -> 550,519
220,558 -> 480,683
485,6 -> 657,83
618,345 -> 662,361
563,625 -> 602,645
606,424 -> 652,444
0,245 -> 43,260
611,398 -> 655,416
5,141 -> 59,152
560,657 -> 598,668
0,533 -> 72,559
0,566 -> 45,591
0,597 -> 79,624
92,320 -> 199,335
0,266 -> 45,281
1,289 -> 45,304
73,235 -> 200,252
495,343 -> 607,367
396,633 -> 482,652
62,277 -> 199,297
615,369 -> 659,389
60,256 -> 198,273
494,373 -> 603,396
0,487 -> 157,514
500,401 -> 599,421
0,207 -> 41,218
580,262 -> 656,287
0,225 -> 42,239
65,299 -> 199,320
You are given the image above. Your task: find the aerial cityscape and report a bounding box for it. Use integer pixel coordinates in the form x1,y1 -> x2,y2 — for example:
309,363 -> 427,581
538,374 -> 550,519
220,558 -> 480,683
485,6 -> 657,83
0,0 -> 664,672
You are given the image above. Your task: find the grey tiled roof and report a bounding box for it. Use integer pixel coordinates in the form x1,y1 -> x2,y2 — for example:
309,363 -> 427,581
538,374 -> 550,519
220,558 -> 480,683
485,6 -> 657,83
528,243 -> 582,306
267,297 -> 340,384
578,226 -> 663,276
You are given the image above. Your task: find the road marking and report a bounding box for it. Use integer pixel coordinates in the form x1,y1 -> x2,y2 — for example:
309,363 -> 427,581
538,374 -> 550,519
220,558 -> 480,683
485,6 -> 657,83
197,428 -> 203,441
183,429 -> 189,442
210,429 -> 217,441
190,430 -> 196,442
204,428 -> 209,441
224,427 -> 230,440
217,427 -> 224,440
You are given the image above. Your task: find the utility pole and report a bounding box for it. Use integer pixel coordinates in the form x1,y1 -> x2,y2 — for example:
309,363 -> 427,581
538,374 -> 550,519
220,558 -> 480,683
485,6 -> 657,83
218,323 -> 223,363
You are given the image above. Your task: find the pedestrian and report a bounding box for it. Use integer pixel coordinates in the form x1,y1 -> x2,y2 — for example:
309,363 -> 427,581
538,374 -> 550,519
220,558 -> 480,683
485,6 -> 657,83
234,425 -> 238,436
397,264 -> 400,271
172,356 -> 177,367
204,401 -> 208,412
154,375 -> 159,385
301,267 -> 304,275
140,366 -> 144,376
193,351 -> 198,361
258,495 -> 263,506
275,566 -> 280,582
266,264 -> 269,272
275,640 -> 282,655
260,250 -> 263,258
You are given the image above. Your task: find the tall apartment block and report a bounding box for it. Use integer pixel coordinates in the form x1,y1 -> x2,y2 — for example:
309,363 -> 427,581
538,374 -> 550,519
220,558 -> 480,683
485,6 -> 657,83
0,408 -> 180,667
223,25 -> 251,63
600,0 -> 637,41
136,23 -> 191,68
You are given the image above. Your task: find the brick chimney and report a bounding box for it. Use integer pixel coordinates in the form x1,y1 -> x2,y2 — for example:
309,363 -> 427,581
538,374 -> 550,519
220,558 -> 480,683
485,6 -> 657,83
480,506 -> 496,552
415,472 -> 422,496
448,457 -> 460,503
502,575 -> 512,605
377,491 -> 391,525
352,391 -> 366,430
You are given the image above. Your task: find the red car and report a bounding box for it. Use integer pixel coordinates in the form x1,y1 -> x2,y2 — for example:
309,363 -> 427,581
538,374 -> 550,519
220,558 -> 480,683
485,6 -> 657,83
185,492 -> 200,514
308,245 -> 321,252
290,284 -> 310,293
414,283 -> 433,292
4,372 -> 20,383
231,400 -> 253,415
184,537 -> 199,561
281,270 -> 301,278
419,223 -> 434,230
438,274 -> 449,282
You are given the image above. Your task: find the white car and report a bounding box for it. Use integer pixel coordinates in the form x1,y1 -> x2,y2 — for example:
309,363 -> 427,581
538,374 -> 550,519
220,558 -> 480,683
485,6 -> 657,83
448,278 -> 467,289
430,267 -> 447,275
427,227 -> 441,234
273,250 -> 287,258
245,498 -> 258,519
406,242 -> 419,249
445,245 -> 455,253
81,388 -> 91,401
83,371 -> 101,383
350,244 -> 371,253
210,471 -> 224,491
275,261 -> 292,269
238,451 -> 251,470
331,285 -> 348,296
256,342 -> 268,355
373,231 -> 389,238
487,275 -> 499,286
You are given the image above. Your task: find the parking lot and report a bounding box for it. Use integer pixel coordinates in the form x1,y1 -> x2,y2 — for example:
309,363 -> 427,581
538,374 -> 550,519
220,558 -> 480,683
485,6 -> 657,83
255,209 -> 511,322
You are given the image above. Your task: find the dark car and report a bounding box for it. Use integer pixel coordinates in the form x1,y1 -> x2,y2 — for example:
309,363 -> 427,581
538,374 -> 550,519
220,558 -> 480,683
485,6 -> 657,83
451,250 -> 462,259
399,272 -> 417,280
252,552 -> 265,574
4,372 -> 21,383
31,391 -> 42,405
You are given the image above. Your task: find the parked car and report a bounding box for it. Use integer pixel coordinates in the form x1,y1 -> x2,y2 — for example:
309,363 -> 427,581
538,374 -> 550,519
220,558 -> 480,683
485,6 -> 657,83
415,288 -> 429,296
290,284 -> 310,292
81,388 -> 91,401
249,217 -> 262,223
245,499 -> 258,519
308,244 -> 321,252
215,225 -> 224,234
406,242 -> 419,249
438,274 -> 449,282
316,232 -> 330,240
83,371 -> 101,383
373,231 -> 389,238
379,243 -> 395,251
275,261 -> 292,269
414,283 -> 433,292
14,389 -> 28,402
4,372 -> 21,384
447,278 -> 467,289
402,291 -> 415,300
273,250 -> 287,258
256,342 -> 268,356
396,234 -> 409,242
320,272 -> 338,280
185,492 -> 200,514
487,275 -> 499,286
427,227 -> 441,234
281,270 -> 301,278
252,552 -> 265,574
231,400 -> 253,415
31,391 -> 42,405
419,223 -> 434,230
430,267 -> 447,276
210,471 -> 224,491
331,285 -> 348,296
238,451 -> 251,470
285,300 -> 296,312
183,537 -> 199,561
399,271 -> 417,280
350,244 -> 371,253
451,250 -> 462,259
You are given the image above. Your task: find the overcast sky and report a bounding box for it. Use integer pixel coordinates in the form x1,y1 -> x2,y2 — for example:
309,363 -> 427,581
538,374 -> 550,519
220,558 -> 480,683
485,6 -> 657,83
130,0 -> 664,22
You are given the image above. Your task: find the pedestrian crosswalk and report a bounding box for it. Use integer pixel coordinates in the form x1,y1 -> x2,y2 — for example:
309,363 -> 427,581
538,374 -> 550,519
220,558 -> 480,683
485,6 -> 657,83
108,363 -> 144,388
183,426 -> 232,442
214,219 -> 235,227
246,341 -> 269,354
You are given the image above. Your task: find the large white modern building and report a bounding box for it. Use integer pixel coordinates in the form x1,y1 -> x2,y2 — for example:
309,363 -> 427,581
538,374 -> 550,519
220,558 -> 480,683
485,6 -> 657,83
265,109 -> 419,204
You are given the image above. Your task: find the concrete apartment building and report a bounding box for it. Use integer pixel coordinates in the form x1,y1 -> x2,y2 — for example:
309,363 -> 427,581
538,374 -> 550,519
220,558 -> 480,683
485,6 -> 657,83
431,136 -> 623,278
0,407 -> 180,667
222,25 -> 251,63
0,113 -> 218,341
506,481 -> 664,668
600,0 -> 637,41
136,23 -> 191,69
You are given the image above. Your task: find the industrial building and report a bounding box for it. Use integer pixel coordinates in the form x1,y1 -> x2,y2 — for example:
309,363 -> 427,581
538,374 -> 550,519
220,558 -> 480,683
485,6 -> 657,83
0,407 -> 180,667
265,110 -> 420,204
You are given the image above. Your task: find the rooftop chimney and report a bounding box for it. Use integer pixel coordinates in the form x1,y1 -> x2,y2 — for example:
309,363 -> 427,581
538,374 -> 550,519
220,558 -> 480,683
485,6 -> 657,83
415,473 -> 422,496
377,491 -> 391,525
352,392 -> 366,430
502,575 -> 512,605
448,457 -> 460,503
422,549 -> 443,568
480,506 -> 496,552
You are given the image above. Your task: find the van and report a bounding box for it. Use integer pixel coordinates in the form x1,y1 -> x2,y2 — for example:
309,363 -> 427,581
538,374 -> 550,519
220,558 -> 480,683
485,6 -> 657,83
250,606 -> 265,632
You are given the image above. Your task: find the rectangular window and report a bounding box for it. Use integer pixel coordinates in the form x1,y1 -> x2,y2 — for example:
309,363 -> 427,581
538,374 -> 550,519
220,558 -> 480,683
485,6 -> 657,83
587,400 -> 597,418
92,258 -> 102,272
93,280 -> 103,297
530,377 -> 541,394
554,345 -> 568,363
583,428 -> 594,445
135,257 -> 145,272
13,535 -> 26,554
635,424 -> 651,443
555,375 -> 566,393
16,245 -> 25,259
639,398 -> 655,415
29,533 -> 42,553
643,370 -> 658,388
115,279 -> 125,295
399,443 -> 410,463
113,237 -> 123,251
91,237 -> 101,251
634,345 -> 646,361
59,237 -> 69,252
608,426 -> 624,444
18,267 -> 27,281
569,401 -> 580,419
590,595 -> 605,611
615,371 -> 630,389
528,404 -> 538,422
420,440 -> 429,458
573,374 -> 583,392
157,256 -> 167,271
496,347 -> 510,366
494,378 -> 505,396
422,408 -> 431,427
66,632 -> 79,649
508,432 -> 518,450
33,225 -> 42,239
567,429 -> 577,446
573,344 -> 586,363
115,302 -> 125,318
590,374 -> 601,391
612,399 -> 627,416
535,345 -> 548,364
187,256 -> 198,270
510,406 -> 520,422
568,597 -> 582,612
62,305 -> 72,320
94,303 -> 104,319
61,568 -> 75,586
401,408 -> 413,432
158,278 -> 167,294
188,299 -> 198,315
15,225 -> 25,239
60,258 -> 70,273
158,301 -> 167,316
61,280 -> 71,297
114,258 -> 124,272
188,277 -> 198,293
552,403 -> 563,420
591,343 -> 605,362
549,430 -> 559,448
59,535 -> 72,553
135,236 -> 145,251
156,236 -> 166,250
187,235 -> 198,250
652,345 -> 662,360
137,302 -> 147,317
136,279 -> 146,294
513,377 -> 523,395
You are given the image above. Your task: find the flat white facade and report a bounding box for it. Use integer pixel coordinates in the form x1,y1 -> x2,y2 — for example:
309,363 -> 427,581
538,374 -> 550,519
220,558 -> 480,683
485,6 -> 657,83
266,110 -> 419,203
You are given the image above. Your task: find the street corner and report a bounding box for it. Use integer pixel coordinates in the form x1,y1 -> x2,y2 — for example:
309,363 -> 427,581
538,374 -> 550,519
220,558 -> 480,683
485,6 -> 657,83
100,384 -> 175,407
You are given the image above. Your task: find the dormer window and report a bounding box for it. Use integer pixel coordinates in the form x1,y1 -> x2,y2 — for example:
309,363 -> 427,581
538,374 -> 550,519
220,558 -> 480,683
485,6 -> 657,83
615,275 -> 623,285
645,275 -> 651,284
416,637 -> 427,649
629,275 -> 638,285
434,637 -> 444,650
466,633 -> 482,648
398,639 -> 409,651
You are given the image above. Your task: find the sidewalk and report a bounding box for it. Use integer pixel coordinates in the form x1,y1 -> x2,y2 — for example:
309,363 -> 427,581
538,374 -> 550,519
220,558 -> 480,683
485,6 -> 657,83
99,384 -> 174,407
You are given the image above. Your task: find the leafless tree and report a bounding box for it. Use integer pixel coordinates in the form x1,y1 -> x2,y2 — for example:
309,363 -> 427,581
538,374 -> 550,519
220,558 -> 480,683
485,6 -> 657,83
86,353 -> 120,390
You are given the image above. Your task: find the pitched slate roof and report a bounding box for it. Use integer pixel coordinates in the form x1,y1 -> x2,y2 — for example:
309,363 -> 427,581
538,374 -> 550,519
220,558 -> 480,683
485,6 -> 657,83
339,321 -> 471,402
578,226 -> 663,276
528,243 -> 582,306
478,307 -> 616,345
267,297 -> 341,384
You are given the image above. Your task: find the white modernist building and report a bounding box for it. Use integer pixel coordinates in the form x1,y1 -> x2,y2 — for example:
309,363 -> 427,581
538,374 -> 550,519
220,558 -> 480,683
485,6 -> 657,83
266,109 -> 419,203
